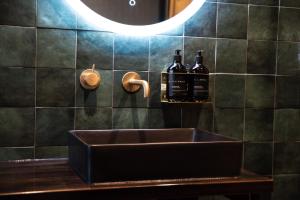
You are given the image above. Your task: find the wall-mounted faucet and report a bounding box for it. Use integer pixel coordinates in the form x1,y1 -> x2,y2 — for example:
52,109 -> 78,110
122,72 -> 150,98
80,64 -> 101,90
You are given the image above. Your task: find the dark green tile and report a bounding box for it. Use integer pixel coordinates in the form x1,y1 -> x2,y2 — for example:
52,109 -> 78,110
76,69 -> 112,107
35,146 -> 68,159
279,8 -> 300,42
250,0 -> 279,5
37,68 -> 75,107
113,108 -> 148,129
274,142 -> 300,174
148,106 -> 181,128
274,109 -> 300,142
246,75 -> 275,108
182,105 -> 213,131
77,31 -> 113,70
185,2 -> 217,37
214,108 -> 244,140
149,72 -> 162,108
244,142 -> 273,175
36,108 -> 74,146
150,36 -> 183,72
217,4 -> 248,39
0,26 -> 35,67
277,42 -> 300,75
158,25 -> 183,36
75,108 -> 112,130
247,40 -> 276,74
37,29 -> 76,68
216,39 -> 247,73
0,148 -> 34,161
248,6 -> 278,41
218,0 -> 248,3
184,37 -> 216,73
113,71 -> 148,108
215,75 -> 245,108
37,0 -> 76,29
0,67 -> 35,107
245,109 -> 274,142
281,0 -> 300,7
114,35 -> 149,71
0,108 -> 34,147
273,175 -> 300,200
76,14 -> 106,31
0,0 -> 36,26
276,76 -> 300,108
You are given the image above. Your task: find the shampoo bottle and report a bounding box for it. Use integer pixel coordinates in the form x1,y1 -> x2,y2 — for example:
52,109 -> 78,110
167,50 -> 188,102
189,50 -> 209,101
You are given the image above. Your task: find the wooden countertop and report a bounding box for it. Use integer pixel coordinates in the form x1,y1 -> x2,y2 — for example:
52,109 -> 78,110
0,159 -> 273,200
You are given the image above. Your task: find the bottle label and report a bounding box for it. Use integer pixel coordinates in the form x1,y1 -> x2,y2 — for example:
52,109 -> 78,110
167,73 -> 188,98
192,74 -> 209,99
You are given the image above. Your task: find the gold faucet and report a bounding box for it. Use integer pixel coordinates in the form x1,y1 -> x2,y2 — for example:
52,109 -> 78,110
122,72 -> 150,98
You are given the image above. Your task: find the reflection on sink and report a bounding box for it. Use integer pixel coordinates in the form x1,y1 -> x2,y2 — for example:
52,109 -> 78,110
68,128 -> 242,184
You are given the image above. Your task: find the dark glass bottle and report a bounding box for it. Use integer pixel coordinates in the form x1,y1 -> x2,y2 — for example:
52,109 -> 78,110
189,50 -> 209,101
167,50 -> 188,102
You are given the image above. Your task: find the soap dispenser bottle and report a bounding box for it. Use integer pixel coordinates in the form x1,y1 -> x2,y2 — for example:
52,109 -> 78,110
167,50 -> 188,102
189,50 -> 209,101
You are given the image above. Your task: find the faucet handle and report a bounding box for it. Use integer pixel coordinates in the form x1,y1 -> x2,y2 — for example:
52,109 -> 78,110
80,64 -> 101,90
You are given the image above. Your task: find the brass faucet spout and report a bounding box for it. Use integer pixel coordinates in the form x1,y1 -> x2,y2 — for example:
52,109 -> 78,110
122,72 -> 150,98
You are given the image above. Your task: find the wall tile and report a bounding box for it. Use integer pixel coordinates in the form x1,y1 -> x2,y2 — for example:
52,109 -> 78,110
214,108 -> 244,140
0,67 -> 35,107
35,146 -> 68,159
37,29 -> 76,68
36,68 -> 75,107
37,0 -> 76,29
184,37 -> 216,73
0,26 -> 35,68
249,0 -> 279,6
148,106 -> 182,128
245,109 -> 274,142
149,71 -> 162,108
182,104 -> 214,131
217,3 -> 248,39
113,108 -> 148,129
216,39 -> 247,73
247,40 -> 276,74
248,6 -> 278,41
0,148 -> 34,161
36,108 -> 74,146
77,31 -> 113,70
113,70 -> 148,108
281,0 -> 300,7
150,36 -> 183,72
114,35 -> 149,71
158,25 -> 183,37
274,142 -> 300,174
0,0 -> 36,26
244,142 -> 273,175
279,8 -> 300,42
215,75 -> 245,108
0,108 -> 34,147
277,42 -> 300,75
274,109 -> 300,142
185,3 -> 217,37
76,69 -> 113,107
75,107 -> 112,129
276,76 -> 300,108
245,75 -> 275,109
273,174 -> 300,200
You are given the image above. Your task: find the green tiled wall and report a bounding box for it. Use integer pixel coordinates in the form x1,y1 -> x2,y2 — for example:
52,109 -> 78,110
0,0 -> 299,199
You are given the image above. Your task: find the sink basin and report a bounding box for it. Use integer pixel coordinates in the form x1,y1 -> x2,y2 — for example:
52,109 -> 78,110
68,128 -> 242,183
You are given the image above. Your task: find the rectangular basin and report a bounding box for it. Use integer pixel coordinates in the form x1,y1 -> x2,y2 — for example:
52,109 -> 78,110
68,128 -> 242,183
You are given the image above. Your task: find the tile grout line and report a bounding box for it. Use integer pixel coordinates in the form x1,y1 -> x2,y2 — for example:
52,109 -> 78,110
33,0 -> 38,159
111,34 -> 115,129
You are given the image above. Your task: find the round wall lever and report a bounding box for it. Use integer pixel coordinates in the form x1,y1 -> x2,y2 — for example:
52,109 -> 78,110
80,64 -> 101,90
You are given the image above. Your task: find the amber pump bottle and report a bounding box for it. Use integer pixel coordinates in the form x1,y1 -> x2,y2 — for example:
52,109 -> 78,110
189,50 -> 209,101
166,50 -> 188,102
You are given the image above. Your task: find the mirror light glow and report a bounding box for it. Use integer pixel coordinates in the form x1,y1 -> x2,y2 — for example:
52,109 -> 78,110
66,0 -> 205,36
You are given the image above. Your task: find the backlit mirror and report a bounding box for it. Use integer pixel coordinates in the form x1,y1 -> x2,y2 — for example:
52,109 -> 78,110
81,0 -> 192,25
66,0 -> 205,36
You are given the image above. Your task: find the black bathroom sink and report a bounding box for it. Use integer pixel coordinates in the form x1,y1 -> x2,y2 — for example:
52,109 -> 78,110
68,128 -> 242,184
